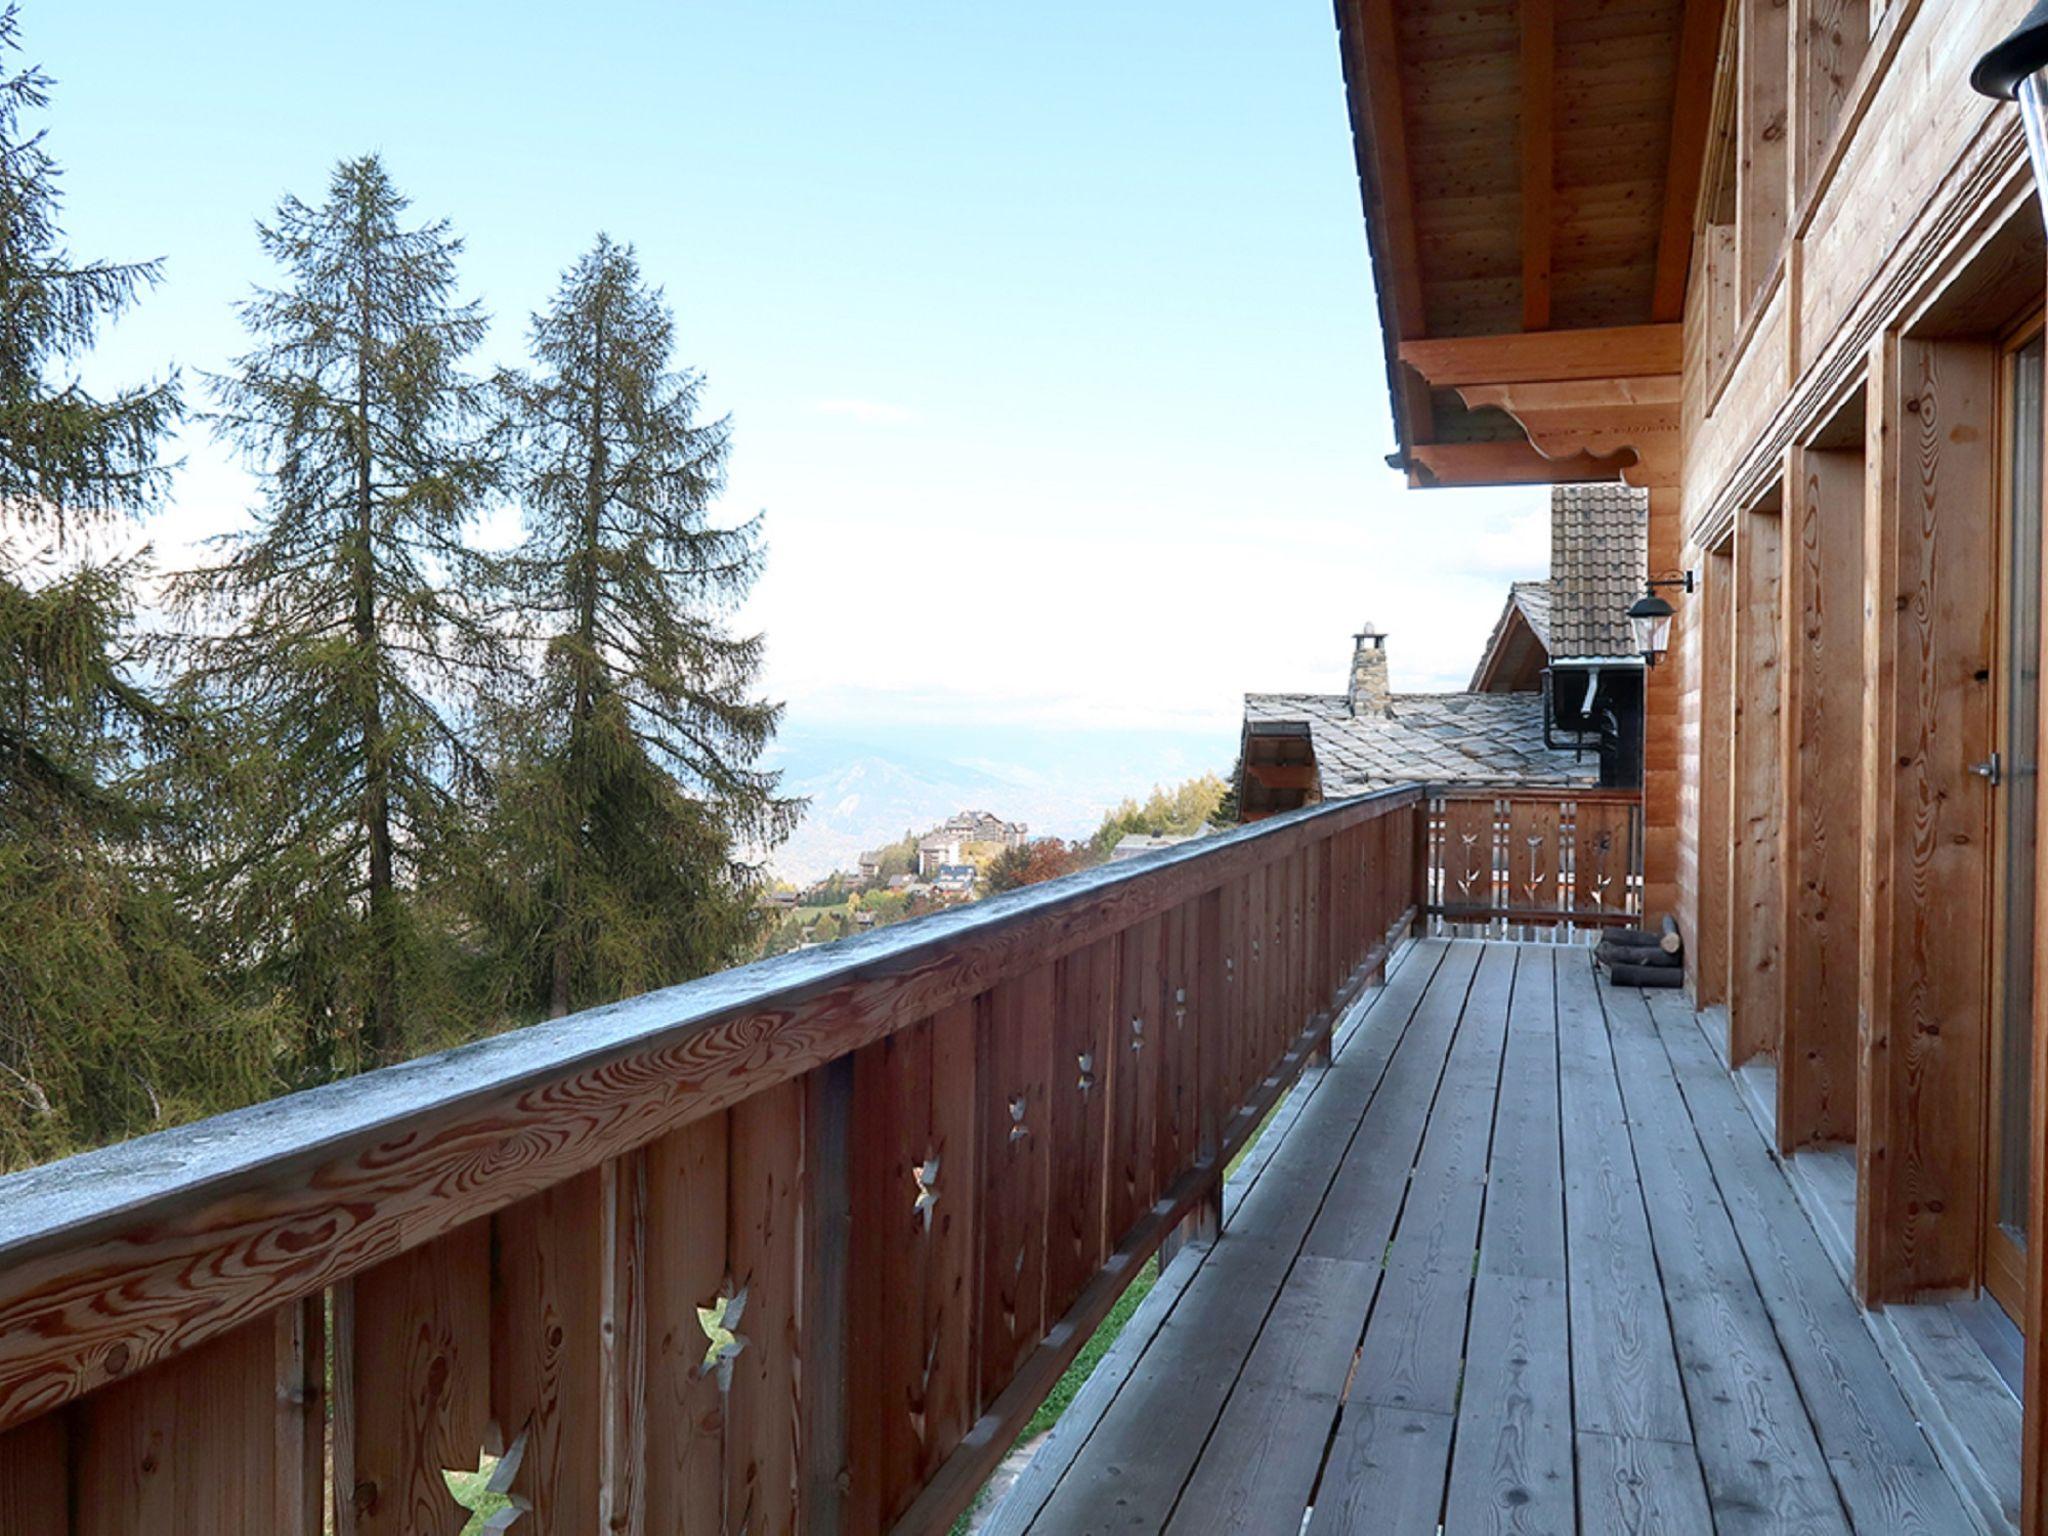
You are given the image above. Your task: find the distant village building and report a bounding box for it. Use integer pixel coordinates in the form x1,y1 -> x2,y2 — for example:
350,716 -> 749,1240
915,810 -> 1028,875
932,863 -> 978,895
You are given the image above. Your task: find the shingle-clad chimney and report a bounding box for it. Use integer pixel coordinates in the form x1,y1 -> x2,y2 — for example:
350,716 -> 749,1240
1349,622 -> 1391,716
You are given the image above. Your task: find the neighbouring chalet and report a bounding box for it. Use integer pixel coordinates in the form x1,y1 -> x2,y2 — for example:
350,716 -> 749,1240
1237,621 -> 1593,821
1471,482 -> 1653,783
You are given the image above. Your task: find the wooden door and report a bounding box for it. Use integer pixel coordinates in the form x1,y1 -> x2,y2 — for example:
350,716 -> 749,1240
1988,324 -> 2045,1321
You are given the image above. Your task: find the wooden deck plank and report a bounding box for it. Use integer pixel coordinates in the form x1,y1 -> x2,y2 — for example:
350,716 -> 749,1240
1575,1432 -> 1714,1536
1305,1405 -> 1455,1536
1443,1273 -> 1573,1534
1600,979 -> 1853,1535
1349,945 -> 1515,1414
1022,947 -> 1450,1533
1640,988 -> 1975,1535
1478,947 -> 1564,1282
1160,1257 -> 1377,1535
1008,940 -> 1993,1535
1553,953 -> 1696,1446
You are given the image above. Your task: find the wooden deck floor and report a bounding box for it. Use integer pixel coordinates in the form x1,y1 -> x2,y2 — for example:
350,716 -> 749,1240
986,938 -> 1998,1536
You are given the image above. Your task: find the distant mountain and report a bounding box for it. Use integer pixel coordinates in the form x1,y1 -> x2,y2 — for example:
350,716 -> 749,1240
758,720 -> 1234,882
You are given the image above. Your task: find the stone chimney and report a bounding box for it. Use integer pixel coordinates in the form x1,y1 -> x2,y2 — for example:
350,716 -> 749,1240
1349,623 -> 1391,716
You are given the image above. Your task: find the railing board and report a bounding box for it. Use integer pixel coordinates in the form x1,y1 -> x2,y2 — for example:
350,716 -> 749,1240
641,1113 -> 727,1532
977,968 -> 1055,1405
1046,946 -> 1112,1326
350,1224 -> 491,1536
1109,919 -> 1162,1242
599,1151 -> 647,1536
491,1171 -> 605,1533
0,1413 -> 65,1535
725,1081 -> 804,1534
849,1009 -> 979,1528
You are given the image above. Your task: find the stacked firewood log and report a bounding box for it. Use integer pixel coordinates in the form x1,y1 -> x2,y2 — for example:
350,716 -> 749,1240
1596,914 -> 1684,988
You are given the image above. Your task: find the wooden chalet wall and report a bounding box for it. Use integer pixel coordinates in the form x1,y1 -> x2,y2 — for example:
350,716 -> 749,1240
1663,0 -> 2047,1526
1338,0 -> 2048,1526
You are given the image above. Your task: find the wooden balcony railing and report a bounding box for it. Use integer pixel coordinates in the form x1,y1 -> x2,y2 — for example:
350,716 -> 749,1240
1422,784 -> 1644,931
0,785 -> 1422,1536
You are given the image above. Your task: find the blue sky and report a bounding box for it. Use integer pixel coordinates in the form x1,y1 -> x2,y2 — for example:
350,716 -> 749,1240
32,0 -> 1546,797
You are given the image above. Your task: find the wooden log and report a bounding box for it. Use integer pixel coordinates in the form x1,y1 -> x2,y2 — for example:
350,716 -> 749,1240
1607,962 -> 1686,990
1659,914 -> 1683,954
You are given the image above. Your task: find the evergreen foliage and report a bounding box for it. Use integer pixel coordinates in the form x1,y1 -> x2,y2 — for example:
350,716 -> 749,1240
472,237 -> 795,1017
171,155 -> 503,1072
0,7 -> 280,1167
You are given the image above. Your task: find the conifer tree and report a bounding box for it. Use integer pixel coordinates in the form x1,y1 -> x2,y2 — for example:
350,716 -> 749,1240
175,156 -> 501,1070
0,6 -> 275,1164
476,236 -> 795,1016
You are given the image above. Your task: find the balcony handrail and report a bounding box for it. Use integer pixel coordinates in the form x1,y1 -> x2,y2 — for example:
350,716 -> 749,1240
0,781 -> 1424,1533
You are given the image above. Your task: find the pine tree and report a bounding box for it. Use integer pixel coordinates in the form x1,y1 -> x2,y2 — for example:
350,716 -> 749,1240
174,155 -> 501,1071
0,6 -> 279,1165
476,236 -> 795,1017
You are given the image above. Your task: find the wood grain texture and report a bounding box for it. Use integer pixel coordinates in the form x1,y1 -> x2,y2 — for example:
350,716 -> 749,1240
350,1225 -> 491,1536
724,1081 -> 803,1535
1779,443 -> 1865,1149
1730,501 -> 1784,1067
641,1113 -> 725,1535
491,1171 -> 604,1534
1858,336 -> 1998,1304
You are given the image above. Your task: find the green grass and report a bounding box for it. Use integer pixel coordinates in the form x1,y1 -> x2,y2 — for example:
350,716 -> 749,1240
946,1257 -> 1163,1534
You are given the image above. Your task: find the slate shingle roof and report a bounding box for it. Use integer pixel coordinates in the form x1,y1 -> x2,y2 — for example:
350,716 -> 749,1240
1550,482 -> 1647,659
1243,690 -> 1596,793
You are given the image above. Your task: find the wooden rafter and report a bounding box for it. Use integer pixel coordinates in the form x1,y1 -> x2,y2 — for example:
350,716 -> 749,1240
1651,0 -> 1730,321
1353,0 -> 1426,341
1405,440 -> 1635,489
1399,325 -> 1683,387
1520,0 -> 1555,332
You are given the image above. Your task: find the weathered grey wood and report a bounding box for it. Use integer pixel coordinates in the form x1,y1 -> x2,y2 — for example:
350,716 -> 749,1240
1349,944 -> 1514,1413
1642,988 -> 1974,1533
1300,940 -> 1482,1262
1575,1432 -> 1713,1536
1305,1404 -> 1455,1535
1553,952 -> 1694,1445
1601,981 -> 1852,1534
1443,1273 -> 1573,1534
1478,947 -> 1563,1281
1160,1257 -> 1377,1535
1025,943 -> 1448,1533
1697,1029 -> 2023,1535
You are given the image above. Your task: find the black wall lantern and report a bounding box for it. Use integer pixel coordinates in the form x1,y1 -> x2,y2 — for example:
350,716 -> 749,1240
1627,571 -> 1694,667
1974,3 -> 2048,215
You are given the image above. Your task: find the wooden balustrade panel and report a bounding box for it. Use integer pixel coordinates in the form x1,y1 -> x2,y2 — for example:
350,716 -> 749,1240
1219,877 -> 1248,1112
724,1081 -> 804,1534
642,1112 -> 728,1533
0,1413 -> 65,1535
1442,796 -> 1498,912
977,968 -> 1054,1403
1196,889 -> 1225,1160
1155,903 -> 1200,1185
1046,943 -> 1113,1320
348,1224 -> 492,1536
1108,919 -> 1162,1240
67,1309 -> 309,1536
490,1170 -> 605,1534
1573,800 -> 1636,916
1508,798 -> 1565,915
847,1006 -> 979,1529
